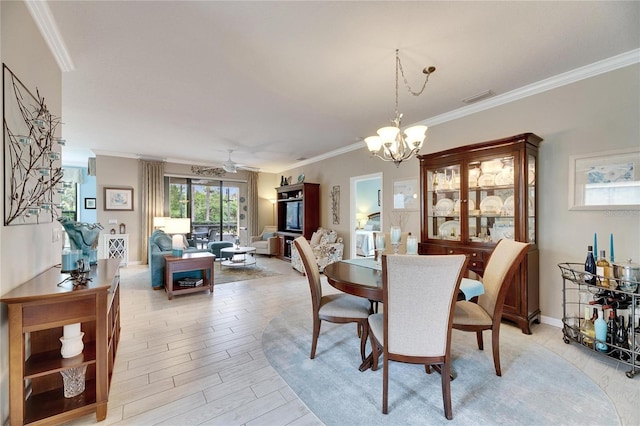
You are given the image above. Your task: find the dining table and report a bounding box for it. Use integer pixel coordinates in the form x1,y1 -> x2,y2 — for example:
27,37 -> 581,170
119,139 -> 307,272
323,257 -> 485,372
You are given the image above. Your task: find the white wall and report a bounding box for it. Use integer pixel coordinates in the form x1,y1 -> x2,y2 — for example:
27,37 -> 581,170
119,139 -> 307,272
280,63 -> 640,323
0,2 -> 63,423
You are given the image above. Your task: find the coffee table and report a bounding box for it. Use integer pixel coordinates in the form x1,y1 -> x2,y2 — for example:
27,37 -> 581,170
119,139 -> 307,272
220,246 -> 257,269
163,252 -> 215,300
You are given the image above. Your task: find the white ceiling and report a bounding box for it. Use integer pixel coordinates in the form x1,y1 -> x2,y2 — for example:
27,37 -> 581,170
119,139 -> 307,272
37,1 -> 640,172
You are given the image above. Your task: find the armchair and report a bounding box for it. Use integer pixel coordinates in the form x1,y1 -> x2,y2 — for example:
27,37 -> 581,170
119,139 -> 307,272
250,226 -> 278,256
291,227 -> 344,274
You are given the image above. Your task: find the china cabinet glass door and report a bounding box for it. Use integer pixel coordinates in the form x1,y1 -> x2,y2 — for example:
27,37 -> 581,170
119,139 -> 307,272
469,155 -> 516,244
426,163 -> 462,241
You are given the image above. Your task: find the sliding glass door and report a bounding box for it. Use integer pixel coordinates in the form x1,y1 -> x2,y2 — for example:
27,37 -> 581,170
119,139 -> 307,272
166,177 -> 241,245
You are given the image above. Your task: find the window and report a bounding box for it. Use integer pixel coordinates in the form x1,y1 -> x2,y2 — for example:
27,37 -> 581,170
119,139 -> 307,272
60,182 -> 78,221
166,177 -> 242,242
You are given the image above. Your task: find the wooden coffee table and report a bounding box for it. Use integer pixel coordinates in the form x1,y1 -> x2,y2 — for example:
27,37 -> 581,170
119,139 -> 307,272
220,246 -> 257,269
163,252 -> 215,300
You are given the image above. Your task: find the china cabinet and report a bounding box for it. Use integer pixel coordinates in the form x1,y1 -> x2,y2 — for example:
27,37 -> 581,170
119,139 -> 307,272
418,133 -> 542,334
0,259 -> 121,425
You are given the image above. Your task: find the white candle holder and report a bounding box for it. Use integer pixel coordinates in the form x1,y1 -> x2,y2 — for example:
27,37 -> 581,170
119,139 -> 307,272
60,323 -> 84,358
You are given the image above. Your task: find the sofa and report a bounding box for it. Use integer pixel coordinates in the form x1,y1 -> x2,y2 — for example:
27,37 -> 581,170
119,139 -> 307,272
250,226 -> 279,256
290,227 -> 344,274
148,229 -> 211,289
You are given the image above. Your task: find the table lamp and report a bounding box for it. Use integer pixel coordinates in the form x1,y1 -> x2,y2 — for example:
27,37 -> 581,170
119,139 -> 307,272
164,218 -> 191,257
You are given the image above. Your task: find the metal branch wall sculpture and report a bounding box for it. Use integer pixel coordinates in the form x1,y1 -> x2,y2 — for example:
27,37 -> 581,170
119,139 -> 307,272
3,64 -> 64,225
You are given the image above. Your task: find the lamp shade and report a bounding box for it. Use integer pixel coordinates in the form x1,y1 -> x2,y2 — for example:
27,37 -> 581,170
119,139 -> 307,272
153,216 -> 169,228
365,136 -> 382,153
404,125 -> 428,146
164,218 -> 191,235
377,126 -> 400,144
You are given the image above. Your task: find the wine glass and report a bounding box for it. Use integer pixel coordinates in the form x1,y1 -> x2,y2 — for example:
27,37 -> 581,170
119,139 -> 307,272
390,226 -> 402,255
375,234 -> 386,267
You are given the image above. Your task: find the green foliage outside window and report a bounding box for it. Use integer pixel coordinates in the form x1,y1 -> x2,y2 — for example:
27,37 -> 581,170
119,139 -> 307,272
168,179 -> 239,235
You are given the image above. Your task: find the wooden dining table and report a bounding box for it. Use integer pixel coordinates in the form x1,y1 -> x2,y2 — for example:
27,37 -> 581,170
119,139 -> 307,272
323,258 -> 484,373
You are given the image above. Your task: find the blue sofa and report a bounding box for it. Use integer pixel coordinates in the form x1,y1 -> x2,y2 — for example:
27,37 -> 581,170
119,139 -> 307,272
148,230 -> 211,289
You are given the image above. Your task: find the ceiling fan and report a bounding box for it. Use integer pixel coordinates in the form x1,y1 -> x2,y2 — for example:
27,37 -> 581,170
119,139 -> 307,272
222,149 -> 239,173
191,149 -> 257,176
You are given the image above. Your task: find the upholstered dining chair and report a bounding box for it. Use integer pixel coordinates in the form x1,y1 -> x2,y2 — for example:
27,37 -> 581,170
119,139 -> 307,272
293,237 -> 372,363
452,239 -> 530,376
368,254 -> 468,419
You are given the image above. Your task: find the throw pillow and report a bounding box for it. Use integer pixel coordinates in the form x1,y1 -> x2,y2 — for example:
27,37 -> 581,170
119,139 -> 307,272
156,234 -> 173,251
262,232 -> 276,241
320,230 -> 338,245
310,231 -> 322,246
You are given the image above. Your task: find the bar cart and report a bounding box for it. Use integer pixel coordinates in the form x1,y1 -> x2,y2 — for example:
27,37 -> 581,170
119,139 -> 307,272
558,263 -> 639,378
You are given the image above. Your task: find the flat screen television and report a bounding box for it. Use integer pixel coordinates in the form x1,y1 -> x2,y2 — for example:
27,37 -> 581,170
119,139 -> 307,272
285,201 -> 303,232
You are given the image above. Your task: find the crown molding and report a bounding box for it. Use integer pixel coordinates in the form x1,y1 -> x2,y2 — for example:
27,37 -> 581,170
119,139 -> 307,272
282,49 -> 640,173
25,0 -> 75,72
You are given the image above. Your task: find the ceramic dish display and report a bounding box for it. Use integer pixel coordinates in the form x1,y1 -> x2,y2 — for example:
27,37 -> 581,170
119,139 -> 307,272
480,195 -> 503,214
494,169 -> 514,186
477,173 -> 495,187
481,159 -> 503,174
502,195 -> 515,215
438,220 -> 460,239
435,198 -> 454,215
454,199 -> 475,212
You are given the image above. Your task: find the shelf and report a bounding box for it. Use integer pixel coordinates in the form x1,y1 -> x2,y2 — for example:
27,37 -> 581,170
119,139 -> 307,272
25,343 -> 97,379
24,379 -> 97,425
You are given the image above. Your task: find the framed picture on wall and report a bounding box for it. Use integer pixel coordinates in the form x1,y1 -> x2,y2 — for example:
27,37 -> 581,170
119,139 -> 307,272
84,198 -> 96,209
569,148 -> 640,210
393,178 -> 419,211
104,187 -> 134,211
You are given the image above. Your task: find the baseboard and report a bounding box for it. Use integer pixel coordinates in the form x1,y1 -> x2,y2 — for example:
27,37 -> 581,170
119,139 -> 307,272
540,315 -> 562,328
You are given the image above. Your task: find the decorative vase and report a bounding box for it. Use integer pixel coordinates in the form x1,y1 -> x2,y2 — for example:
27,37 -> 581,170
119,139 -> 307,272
60,332 -> 85,359
60,365 -> 87,398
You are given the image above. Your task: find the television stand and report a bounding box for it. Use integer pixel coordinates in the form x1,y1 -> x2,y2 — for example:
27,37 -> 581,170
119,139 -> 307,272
276,231 -> 299,260
275,182 -> 320,261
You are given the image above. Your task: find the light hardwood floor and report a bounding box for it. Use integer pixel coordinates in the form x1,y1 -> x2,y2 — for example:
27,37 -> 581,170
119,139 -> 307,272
65,258 -> 638,425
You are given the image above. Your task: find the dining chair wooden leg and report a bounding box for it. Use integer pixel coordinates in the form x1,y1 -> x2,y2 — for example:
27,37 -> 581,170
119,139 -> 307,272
370,334 -> 380,371
359,322 -> 368,363
382,356 -> 389,414
425,364 -> 432,374
492,325 -> 502,376
357,323 -> 362,338
476,330 -> 484,350
441,361 -> 453,420
310,318 -> 322,359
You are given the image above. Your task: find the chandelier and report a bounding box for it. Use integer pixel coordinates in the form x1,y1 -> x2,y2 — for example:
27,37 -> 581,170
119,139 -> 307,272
364,49 -> 436,167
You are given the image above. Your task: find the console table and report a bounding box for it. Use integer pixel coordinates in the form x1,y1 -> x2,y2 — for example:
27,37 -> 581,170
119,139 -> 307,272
0,259 -> 121,425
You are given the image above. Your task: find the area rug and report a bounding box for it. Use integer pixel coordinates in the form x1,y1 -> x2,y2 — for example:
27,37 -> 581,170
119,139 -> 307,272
214,264 -> 281,285
262,306 -> 620,426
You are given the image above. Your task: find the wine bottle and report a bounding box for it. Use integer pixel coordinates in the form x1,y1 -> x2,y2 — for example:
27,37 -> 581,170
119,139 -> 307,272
615,315 -> 630,361
580,306 -> 592,347
594,308 -> 607,352
596,250 -> 611,288
581,307 -> 596,348
584,245 -> 596,285
606,307 -> 617,353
